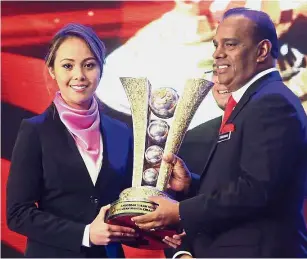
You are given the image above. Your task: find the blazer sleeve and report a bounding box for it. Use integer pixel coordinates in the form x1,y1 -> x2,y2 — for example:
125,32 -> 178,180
6,119 -> 86,252
173,172 -> 200,202
179,93 -> 307,236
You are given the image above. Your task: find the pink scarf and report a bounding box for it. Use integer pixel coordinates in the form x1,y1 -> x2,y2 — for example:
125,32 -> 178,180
53,92 -> 101,164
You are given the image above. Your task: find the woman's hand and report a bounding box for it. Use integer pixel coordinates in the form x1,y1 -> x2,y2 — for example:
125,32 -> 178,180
89,204 -> 138,245
162,231 -> 186,248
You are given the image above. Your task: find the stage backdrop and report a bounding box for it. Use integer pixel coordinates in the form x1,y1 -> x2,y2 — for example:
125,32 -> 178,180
2,1 -> 307,257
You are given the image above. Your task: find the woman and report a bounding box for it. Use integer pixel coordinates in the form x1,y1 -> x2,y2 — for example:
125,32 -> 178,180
6,23 -> 137,258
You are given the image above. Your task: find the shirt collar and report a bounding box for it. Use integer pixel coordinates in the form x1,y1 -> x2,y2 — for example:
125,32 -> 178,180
232,67 -> 278,103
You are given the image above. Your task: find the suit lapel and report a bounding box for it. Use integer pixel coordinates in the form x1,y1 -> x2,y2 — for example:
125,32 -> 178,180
200,71 -> 282,180
46,103 -> 124,192
200,134 -> 219,179
45,104 -> 94,188
95,111 -> 115,192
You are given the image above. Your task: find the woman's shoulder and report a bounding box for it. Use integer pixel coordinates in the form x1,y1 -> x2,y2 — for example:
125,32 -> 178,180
23,104 -> 55,127
100,113 -> 133,141
101,113 -> 130,130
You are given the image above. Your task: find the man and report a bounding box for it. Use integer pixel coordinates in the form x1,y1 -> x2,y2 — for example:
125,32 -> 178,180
132,8 -> 307,257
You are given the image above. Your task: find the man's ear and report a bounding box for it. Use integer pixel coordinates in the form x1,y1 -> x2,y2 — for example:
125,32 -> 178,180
48,67 -> 55,80
256,39 -> 272,63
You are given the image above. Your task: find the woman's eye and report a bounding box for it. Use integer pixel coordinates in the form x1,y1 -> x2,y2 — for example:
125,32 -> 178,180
84,63 -> 96,69
62,64 -> 73,69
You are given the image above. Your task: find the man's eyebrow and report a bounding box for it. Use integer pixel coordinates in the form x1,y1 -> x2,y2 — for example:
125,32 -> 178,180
223,38 -> 239,42
213,38 -> 239,43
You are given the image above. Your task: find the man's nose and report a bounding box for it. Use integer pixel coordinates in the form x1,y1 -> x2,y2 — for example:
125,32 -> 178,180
213,46 -> 226,60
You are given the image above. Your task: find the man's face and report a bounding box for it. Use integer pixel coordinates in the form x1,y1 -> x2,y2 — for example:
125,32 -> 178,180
212,15 -> 259,92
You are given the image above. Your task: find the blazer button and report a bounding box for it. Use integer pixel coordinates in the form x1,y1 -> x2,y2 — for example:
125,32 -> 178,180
90,196 -> 99,204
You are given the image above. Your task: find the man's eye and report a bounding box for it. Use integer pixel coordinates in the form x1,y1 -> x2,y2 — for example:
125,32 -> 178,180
63,64 -> 72,69
226,43 -> 236,47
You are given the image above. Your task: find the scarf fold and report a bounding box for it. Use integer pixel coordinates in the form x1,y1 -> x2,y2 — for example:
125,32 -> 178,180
53,92 -> 101,164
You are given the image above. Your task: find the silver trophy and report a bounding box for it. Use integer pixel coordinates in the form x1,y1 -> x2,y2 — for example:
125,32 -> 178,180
106,77 -> 214,249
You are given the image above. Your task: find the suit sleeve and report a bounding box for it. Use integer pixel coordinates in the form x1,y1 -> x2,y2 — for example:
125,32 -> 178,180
179,94 -> 307,236
173,172 -> 200,202
6,119 -> 86,252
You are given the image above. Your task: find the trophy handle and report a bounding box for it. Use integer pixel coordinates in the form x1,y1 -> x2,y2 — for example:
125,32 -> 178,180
156,78 -> 214,191
120,77 -> 151,187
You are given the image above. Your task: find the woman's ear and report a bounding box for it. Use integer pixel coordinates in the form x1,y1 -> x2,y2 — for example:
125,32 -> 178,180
256,39 -> 272,63
48,67 -> 55,80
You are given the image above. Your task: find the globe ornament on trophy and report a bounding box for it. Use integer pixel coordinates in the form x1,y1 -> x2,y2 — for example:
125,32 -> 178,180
106,77 -> 213,249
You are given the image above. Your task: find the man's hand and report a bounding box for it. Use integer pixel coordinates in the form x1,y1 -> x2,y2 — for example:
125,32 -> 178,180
90,204 -> 138,245
164,153 -> 192,193
131,196 -> 180,230
162,231 -> 186,248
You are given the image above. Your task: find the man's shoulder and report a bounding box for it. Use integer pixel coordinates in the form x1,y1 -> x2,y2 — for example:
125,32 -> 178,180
256,80 -> 303,107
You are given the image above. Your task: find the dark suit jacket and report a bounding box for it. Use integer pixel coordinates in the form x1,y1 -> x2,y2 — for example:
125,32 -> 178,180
178,71 -> 307,257
6,104 -> 133,258
179,117 -> 222,175
163,117 -> 221,258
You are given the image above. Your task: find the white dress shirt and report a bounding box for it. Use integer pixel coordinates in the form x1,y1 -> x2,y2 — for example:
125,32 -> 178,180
77,135 -> 103,186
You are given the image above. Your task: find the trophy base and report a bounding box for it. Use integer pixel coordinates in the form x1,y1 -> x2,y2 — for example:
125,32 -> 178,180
106,186 -> 177,249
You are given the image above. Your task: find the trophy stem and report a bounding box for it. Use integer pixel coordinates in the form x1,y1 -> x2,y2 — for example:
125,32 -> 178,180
156,78 -> 213,191
120,77 -> 151,187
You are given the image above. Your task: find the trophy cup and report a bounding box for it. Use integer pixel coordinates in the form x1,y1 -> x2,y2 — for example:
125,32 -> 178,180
106,77 -> 213,249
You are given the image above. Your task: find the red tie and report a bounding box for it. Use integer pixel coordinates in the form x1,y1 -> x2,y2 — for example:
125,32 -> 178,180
220,95 -> 237,133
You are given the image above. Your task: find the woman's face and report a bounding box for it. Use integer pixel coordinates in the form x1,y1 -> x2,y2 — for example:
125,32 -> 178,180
49,37 -> 101,110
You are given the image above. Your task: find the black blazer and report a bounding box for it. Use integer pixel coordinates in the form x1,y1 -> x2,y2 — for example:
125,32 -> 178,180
163,117 -> 221,259
179,71 -> 307,257
6,104 -> 133,258
179,117 -> 222,175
